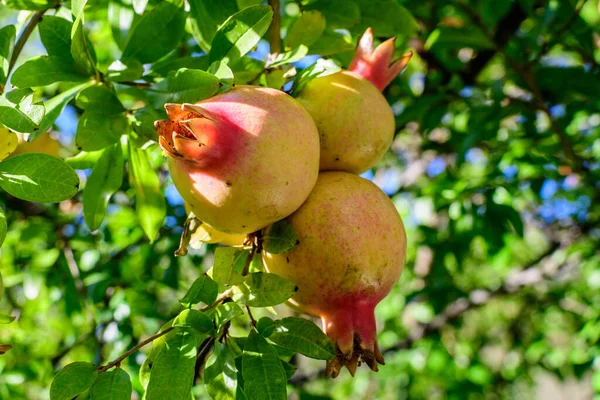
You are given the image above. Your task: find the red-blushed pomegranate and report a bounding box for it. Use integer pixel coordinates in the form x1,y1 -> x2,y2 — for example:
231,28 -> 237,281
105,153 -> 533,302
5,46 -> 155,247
296,28 -> 412,174
262,172 -> 407,377
155,86 -> 320,235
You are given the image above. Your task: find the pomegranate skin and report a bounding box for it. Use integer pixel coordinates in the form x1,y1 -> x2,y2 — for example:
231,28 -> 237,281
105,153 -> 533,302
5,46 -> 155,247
155,86 -> 320,235
262,172 -> 407,377
296,28 -> 411,174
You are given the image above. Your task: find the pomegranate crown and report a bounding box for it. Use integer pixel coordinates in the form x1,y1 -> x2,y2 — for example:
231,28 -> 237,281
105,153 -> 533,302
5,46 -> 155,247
348,28 -> 412,92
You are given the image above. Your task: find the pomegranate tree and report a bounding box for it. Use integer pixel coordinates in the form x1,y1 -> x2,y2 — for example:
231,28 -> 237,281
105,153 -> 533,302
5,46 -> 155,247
263,172 -> 407,377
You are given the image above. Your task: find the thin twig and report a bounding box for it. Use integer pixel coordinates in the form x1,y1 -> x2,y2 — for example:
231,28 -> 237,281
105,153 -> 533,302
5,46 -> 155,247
267,0 -> 281,54
246,305 -> 256,327
118,81 -> 152,88
2,9 -> 46,94
96,326 -> 174,373
200,287 -> 235,312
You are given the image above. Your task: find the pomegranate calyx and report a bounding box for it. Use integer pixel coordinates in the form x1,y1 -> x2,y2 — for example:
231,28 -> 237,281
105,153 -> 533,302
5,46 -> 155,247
348,27 -> 412,91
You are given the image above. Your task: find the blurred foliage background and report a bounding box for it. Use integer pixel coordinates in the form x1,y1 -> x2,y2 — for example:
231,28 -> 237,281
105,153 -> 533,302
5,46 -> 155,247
1,0 -> 600,399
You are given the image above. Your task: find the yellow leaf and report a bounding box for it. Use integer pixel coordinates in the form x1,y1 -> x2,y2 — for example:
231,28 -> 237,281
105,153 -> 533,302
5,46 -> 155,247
0,128 -> 18,161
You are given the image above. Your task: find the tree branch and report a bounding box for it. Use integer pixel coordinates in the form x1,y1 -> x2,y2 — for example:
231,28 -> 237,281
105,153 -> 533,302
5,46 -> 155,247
96,326 -> 174,373
2,9 -> 46,94
267,0 -> 281,54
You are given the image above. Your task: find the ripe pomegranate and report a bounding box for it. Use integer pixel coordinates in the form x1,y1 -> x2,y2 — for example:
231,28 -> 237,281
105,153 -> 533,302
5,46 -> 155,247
155,86 -> 320,235
262,172 -> 407,377
296,28 -> 412,174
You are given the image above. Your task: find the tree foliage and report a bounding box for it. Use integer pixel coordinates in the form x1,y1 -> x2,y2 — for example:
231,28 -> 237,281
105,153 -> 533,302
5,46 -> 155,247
0,0 -> 599,399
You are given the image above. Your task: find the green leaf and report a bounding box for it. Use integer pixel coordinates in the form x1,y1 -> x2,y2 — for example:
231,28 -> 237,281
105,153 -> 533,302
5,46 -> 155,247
0,95 -> 38,133
242,330 -> 287,400
205,341 -> 238,400
209,5 -> 274,66
280,360 -> 296,380
235,272 -> 298,307
291,60 -> 341,96
212,247 -> 249,286
128,140 -> 166,242
425,27 -> 495,50
304,0 -> 360,29
122,0 -> 187,64
106,59 -> 144,82
268,45 -> 309,68
285,11 -> 326,50
0,153 -> 80,203
11,56 -> 86,88
71,5 -> 98,77
0,25 -> 16,86
35,81 -> 92,139
173,309 -> 215,336
187,0 -> 239,52
179,274 -> 219,307
89,368 -> 132,400
256,317 -> 275,337
148,55 -> 209,77
147,68 -> 221,108
4,88 -> 45,126
50,362 -> 98,400
262,220 -> 299,254
208,61 -> 235,87
83,143 -> 124,231
76,85 -> 125,114
205,302 -> 244,329
269,317 -> 336,360
3,0 -> 54,10
0,207 -> 6,248
146,329 -> 197,400
139,321 -> 175,390
482,0 -> 514,26
308,30 -> 354,56
353,0 -> 419,37
75,112 -> 128,151
39,16 -> 73,59
131,106 -> 160,142
535,66 -> 600,99
65,149 -> 104,170
0,313 -> 15,324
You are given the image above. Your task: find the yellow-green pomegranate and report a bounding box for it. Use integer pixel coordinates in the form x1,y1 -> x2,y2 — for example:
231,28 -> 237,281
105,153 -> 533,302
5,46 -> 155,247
263,172 -> 407,377
296,28 -> 411,174
155,86 -> 320,235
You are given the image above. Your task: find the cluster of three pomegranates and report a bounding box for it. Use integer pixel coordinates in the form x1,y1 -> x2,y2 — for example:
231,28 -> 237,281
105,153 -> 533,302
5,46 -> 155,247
154,28 -> 411,377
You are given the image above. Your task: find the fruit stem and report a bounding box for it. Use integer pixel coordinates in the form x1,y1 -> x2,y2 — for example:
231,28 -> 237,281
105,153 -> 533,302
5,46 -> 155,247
267,0 -> 281,54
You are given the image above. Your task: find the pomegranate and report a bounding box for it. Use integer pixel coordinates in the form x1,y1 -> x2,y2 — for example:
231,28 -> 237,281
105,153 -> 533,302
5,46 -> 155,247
296,28 -> 412,174
262,172 -> 407,377
155,86 -> 320,235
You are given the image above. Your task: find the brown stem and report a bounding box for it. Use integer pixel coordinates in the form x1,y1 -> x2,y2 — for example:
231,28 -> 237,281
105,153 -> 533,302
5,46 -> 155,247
2,9 -> 46,94
200,287 -> 235,312
267,0 -> 281,54
97,326 -> 174,373
246,305 -> 256,327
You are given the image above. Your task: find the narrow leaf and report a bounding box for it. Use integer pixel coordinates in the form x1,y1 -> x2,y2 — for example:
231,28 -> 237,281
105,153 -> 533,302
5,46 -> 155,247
205,341 -> 238,400
209,5 -> 274,66
0,313 -> 15,324
0,25 -> 16,85
76,85 -> 125,114
106,59 -> 144,82
83,143 -> 124,231
128,140 -> 166,241
0,207 -> 6,248
38,16 -> 73,59
147,68 -> 220,108
173,309 -> 215,336
212,247 -> 248,286
235,272 -> 298,308
11,56 -> 86,88
50,362 -> 98,400
76,111 -> 128,151
205,302 -> 244,329
0,154 -> 80,203
269,317 -> 336,360
146,329 -> 197,400
122,0 -> 186,64
89,368 -> 132,400
262,220 -> 299,254
179,274 -> 219,307
285,11 -> 326,50
242,330 -> 287,400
